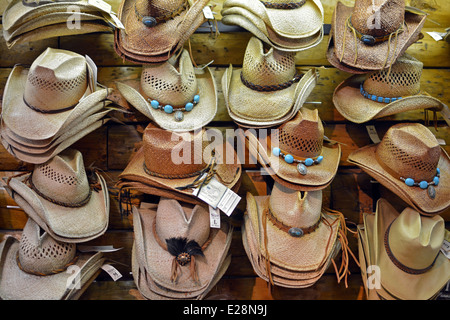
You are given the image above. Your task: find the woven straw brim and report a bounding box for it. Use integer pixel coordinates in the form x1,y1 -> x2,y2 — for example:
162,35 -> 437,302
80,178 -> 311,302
1,109 -> 111,154
7,172 -> 109,241
116,67 -> 217,132
223,0 -> 323,39
326,34 -> 368,74
333,74 -> 446,123
221,13 -> 323,52
373,199 -> 450,300
348,145 -> 450,216
132,204 -> 233,294
246,193 -> 340,272
0,236 -> 103,300
2,65 -> 109,140
223,66 -> 318,127
332,2 -> 426,71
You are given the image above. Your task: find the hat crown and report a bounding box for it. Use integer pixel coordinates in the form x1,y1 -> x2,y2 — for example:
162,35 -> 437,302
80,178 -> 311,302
155,198 -> 210,246
270,182 -> 322,228
273,108 -> 324,158
23,48 -> 88,112
31,149 -> 91,206
18,219 -> 76,275
350,0 -> 405,37
135,0 -> 187,18
242,37 -> 297,87
388,208 -> 444,270
376,123 -> 441,182
141,50 -> 198,106
363,54 -> 422,98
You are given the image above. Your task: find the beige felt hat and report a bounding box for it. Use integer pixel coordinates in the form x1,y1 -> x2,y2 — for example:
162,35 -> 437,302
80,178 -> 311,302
328,0 -> 427,73
348,123 -> 450,216
116,49 -> 217,132
1,48 -> 111,141
243,108 -> 341,191
222,37 -> 319,128
333,54 -> 450,125
0,218 -> 104,300
131,199 -> 233,299
4,149 -> 110,242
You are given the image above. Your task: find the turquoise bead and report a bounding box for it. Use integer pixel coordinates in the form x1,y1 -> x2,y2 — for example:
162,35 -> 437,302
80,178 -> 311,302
433,176 -> 439,186
437,168 -> 440,175
284,154 -> 294,164
384,97 -> 390,103
164,105 -> 173,114
193,95 -> 200,103
405,178 -> 415,187
377,96 -> 383,103
272,147 -> 281,157
150,100 -> 159,109
419,181 -> 428,189
305,158 -> 314,166
185,102 -> 194,111
142,16 -> 157,27
316,156 -> 324,163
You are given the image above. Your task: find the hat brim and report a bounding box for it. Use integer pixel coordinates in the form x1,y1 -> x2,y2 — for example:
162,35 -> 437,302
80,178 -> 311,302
116,67 -> 217,132
0,236 -> 103,300
333,74 -> 447,123
7,172 -> 109,241
373,199 -> 450,300
332,2 -> 427,71
348,145 -> 450,216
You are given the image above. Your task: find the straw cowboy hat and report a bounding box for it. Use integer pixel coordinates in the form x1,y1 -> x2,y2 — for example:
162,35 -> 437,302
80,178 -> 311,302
333,54 -> 450,125
1,48 -> 111,141
116,49 -> 217,132
4,149 -> 110,242
371,198 -> 450,300
117,124 -> 241,202
0,218 -> 105,300
222,37 -> 319,128
114,0 -> 210,64
244,108 -> 341,190
220,1 -> 324,52
348,123 -> 450,216
328,0 -> 427,73
131,199 -> 233,299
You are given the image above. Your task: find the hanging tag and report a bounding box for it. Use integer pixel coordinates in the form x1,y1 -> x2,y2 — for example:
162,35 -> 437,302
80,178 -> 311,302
209,206 -> 221,229
366,125 -> 381,144
101,264 -> 122,281
110,13 -> 125,29
77,245 -> 122,253
427,31 -> 445,41
217,188 -> 241,217
441,239 -> 450,260
88,0 -> 111,13
203,6 -> 214,20
84,55 -> 98,92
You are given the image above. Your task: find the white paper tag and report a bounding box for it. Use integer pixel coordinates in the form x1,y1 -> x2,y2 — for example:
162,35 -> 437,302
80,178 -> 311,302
217,188 -> 241,217
203,6 -> 214,20
101,264 -> 122,281
84,54 -> 98,91
437,138 -> 446,146
110,13 -> 125,29
88,0 -> 111,13
209,206 -> 221,229
77,245 -> 122,253
427,31 -> 444,41
194,177 -> 241,216
441,239 -> 450,260
366,125 -> 381,144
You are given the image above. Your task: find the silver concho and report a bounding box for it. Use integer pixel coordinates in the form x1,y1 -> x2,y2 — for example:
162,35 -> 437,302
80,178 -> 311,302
174,110 -> 184,122
297,163 -> 307,175
288,227 -> 304,238
427,185 -> 436,200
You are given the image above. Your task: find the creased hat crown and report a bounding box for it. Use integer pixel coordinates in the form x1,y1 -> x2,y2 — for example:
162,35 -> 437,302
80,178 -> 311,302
135,0 -> 187,19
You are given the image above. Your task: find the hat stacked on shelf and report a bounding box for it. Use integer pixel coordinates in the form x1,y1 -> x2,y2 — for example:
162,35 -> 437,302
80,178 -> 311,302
2,0 -> 123,49
221,0 -> 324,52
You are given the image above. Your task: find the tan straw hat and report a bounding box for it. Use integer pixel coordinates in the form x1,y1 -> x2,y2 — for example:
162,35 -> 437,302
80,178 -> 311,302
329,0 -> 427,72
333,54 -> 450,124
4,149 -> 110,242
131,199 -> 233,299
114,0 -> 210,64
222,37 -> 319,128
116,49 -> 217,132
348,123 -> 450,216
1,48 -> 111,141
117,124 -> 242,202
0,218 -> 104,300
244,108 -> 341,190
372,198 -> 450,300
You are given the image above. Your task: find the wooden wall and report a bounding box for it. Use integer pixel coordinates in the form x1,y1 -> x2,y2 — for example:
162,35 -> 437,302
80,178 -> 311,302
0,0 -> 449,300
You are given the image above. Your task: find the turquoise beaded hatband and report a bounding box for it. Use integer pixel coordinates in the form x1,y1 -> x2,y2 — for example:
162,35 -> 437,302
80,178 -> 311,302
360,84 -> 403,103
148,94 -> 200,122
400,168 -> 440,200
272,147 -> 323,176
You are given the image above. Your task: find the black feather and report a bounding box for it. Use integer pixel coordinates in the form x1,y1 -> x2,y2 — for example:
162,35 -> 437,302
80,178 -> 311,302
166,237 -> 204,258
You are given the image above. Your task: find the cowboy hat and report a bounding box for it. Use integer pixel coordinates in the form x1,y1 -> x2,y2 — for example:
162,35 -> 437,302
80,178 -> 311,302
333,54 -> 450,125
116,49 -> 217,132
328,0 -> 427,72
222,37 -> 319,128
347,123 -> 450,216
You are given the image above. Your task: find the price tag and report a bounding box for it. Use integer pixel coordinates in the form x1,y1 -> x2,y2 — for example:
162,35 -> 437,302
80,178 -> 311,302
84,54 -> 98,91
441,239 -> 450,260
101,264 -> 122,281
202,6 -> 214,20
209,206 -> 221,229
366,125 -> 381,144
427,31 -> 444,41
217,188 -> 241,217
110,13 -> 125,29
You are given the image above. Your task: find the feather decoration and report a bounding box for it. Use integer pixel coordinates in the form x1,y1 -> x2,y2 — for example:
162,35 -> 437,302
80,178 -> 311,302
166,237 -> 204,261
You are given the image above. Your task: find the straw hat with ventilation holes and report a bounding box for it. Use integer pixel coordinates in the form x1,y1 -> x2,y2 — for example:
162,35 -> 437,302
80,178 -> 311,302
5,148 -> 110,242
348,123 -> 450,216
333,54 -> 450,124
222,37 -> 319,128
116,49 -> 217,132
327,0 -> 427,73
1,48 -> 110,141
0,218 -> 105,300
